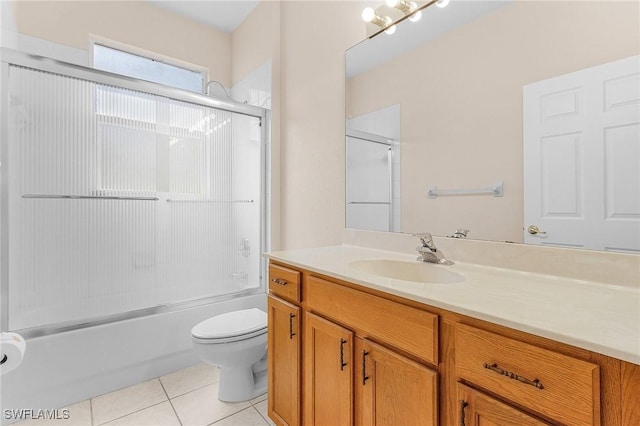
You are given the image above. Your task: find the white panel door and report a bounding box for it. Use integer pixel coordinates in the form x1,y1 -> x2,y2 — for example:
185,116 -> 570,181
524,55 -> 640,252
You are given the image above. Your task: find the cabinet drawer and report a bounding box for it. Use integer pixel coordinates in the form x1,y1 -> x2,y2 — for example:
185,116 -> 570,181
269,264 -> 301,303
456,323 -> 600,426
305,276 -> 438,365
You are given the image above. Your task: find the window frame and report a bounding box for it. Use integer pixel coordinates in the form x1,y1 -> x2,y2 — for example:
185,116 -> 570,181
89,36 -> 208,94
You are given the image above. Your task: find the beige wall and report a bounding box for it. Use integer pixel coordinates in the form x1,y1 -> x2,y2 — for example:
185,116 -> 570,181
347,1 -> 640,242
8,0 -> 368,251
231,1 -> 275,85
13,0 -> 231,86
279,1 -> 364,249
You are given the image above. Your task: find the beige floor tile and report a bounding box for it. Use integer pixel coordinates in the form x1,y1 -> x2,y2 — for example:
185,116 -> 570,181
170,383 -> 251,426
102,401 -> 180,426
160,362 -> 220,399
91,379 -> 167,425
250,392 -> 267,405
211,407 -> 268,426
13,400 -> 92,426
253,400 -> 275,426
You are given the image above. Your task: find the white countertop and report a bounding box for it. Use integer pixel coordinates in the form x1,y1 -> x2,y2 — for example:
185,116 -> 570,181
266,245 -> 640,365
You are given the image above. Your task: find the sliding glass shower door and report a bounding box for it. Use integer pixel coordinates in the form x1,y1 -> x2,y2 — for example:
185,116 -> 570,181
2,51 -> 267,333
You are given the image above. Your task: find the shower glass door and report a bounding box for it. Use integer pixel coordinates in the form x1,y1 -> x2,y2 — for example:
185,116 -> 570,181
346,132 -> 395,232
2,55 -> 266,332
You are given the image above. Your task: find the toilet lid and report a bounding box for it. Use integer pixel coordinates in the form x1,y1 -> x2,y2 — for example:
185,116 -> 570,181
191,308 -> 267,340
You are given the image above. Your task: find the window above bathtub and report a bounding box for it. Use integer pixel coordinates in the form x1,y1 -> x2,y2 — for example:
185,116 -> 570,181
92,42 -> 206,94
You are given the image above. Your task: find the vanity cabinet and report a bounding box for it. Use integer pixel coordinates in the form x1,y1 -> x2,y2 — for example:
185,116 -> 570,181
457,383 -> 549,425
456,323 -> 600,425
267,264 -> 302,426
302,275 -> 439,426
304,312 -> 353,425
267,260 -> 640,426
355,337 -> 438,425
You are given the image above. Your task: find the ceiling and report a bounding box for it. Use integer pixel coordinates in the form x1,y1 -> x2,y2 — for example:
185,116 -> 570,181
147,0 -> 260,33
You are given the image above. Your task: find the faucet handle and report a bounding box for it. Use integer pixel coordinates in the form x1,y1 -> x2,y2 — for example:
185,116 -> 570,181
412,232 -> 434,247
450,229 -> 469,238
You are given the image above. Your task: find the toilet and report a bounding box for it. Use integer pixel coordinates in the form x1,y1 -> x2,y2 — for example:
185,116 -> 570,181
191,308 -> 268,402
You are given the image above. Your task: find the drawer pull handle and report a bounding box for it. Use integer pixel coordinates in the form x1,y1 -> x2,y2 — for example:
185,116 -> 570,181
340,338 -> 348,371
271,278 -> 288,286
362,350 -> 370,385
458,400 -> 468,426
483,363 -> 544,389
289,313 -> 296,339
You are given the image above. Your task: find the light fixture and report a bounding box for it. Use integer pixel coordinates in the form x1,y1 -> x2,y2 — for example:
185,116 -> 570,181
362,0 -> 449,37
362,7 -> 398,34
362,7 -> 391,27
385,0 -> 422,22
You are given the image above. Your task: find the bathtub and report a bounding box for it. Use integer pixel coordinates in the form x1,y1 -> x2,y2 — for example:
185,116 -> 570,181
0,293 -> 266,424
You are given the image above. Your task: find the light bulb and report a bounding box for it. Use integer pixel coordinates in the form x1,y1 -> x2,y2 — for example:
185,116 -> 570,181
385,0 -> 400,7
436,0 -> 450,8
409,10 -> 422,22
361,7 -> 376,23
384,24 -> 397,35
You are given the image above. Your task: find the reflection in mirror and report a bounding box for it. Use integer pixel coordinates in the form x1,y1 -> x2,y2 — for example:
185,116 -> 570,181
346,105 -> 401,232
345,0 -> 640,253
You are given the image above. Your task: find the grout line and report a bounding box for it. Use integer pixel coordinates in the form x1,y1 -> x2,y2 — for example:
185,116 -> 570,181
167,399 -> 184,426
253,401 -> 271,426
89,398 -> 95,426
250,393 -> 268,406
160,379 -> 183,426
253,404 -> 271,426
95,400 -> 168,426
158,377 -> 171,400
205,406 -> 261,426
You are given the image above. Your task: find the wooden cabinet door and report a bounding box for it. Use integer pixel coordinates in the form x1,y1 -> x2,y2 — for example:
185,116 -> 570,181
355,338 -> 438,426
457,383 -> 550,426
304,312 -> 354,426
268,295 -> 301,426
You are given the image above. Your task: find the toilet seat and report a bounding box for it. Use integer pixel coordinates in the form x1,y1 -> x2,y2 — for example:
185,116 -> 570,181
191,308 -> 267,344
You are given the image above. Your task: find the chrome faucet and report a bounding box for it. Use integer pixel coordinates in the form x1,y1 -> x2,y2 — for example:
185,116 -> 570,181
413,233 -> 454,265
449,229 -> 469,239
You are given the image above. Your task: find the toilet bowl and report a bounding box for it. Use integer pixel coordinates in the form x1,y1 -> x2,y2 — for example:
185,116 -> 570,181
191,308 -> 268,402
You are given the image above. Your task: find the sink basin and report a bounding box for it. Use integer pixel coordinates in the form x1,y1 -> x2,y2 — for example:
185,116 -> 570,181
348,259 -> 465,284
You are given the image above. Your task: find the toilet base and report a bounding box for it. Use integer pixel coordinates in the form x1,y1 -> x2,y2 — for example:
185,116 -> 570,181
217,357 -> 268,402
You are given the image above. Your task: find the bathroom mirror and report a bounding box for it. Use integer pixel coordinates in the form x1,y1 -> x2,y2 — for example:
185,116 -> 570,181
345,0 -> 640,252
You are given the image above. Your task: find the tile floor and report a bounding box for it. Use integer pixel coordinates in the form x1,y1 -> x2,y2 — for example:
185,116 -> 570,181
16,363 -> 274,426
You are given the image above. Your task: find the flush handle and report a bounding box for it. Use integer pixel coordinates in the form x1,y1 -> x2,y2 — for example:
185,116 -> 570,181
527,225 -> 547,235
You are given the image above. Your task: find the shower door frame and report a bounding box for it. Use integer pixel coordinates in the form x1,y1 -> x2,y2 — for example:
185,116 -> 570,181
0,48 -> 270,337
346,128 -> 396,232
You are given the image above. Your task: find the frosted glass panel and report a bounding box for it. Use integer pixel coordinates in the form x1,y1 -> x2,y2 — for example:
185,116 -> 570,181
7,65 -> 262,330
93,44 -> 204,93
346,136 -> 393,231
